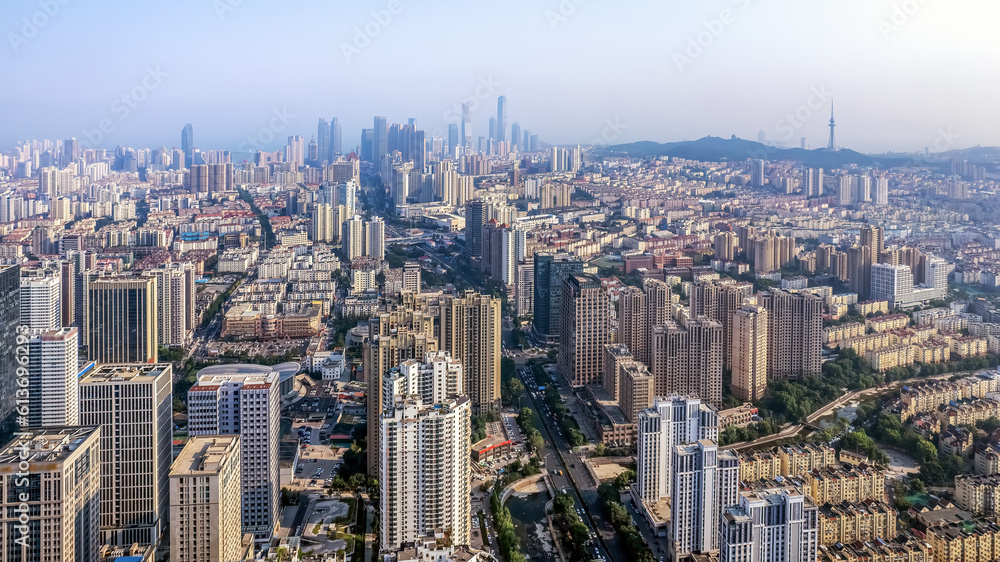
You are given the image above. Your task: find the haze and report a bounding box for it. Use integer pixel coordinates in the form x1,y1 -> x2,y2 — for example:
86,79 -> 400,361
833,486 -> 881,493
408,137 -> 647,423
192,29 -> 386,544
3,0 -> 998,153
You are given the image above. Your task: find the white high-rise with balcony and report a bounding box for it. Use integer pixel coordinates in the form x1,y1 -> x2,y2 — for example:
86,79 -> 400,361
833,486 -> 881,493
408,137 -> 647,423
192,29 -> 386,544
669,440 -> 740,558
20,274 -> 61,331
635,396 -> 718,503
28,327 -> 83,427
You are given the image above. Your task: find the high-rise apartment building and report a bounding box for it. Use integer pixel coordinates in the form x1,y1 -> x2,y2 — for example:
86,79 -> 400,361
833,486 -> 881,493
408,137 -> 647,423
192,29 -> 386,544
367,216 -> 385,260
27,327 -> 83,427
689,279 -> 753,370
533,253 -> 583,342
0,426 -> 101,562
169,435 -> 252,562
760,289 -> 823,381
874,175 -> 889,205
20,274 -> 61,332
670,440 -> 739,558
558,274 -> 610,387
731,305 -> 769,402
438,291 -> 502,412
364,297 -> 438,474
714,231 -> 738,261
635,396 -> 718,503
187,368 -> 281,543
650,317 -> 724,407
285,135 -> 305,168
0,265 -> 20,443
143,264 -> 195,347
343,215 -> 365,260
79,363 -> 173,546
719,487 -> 819,562
84,276 -> 158,364
380,394 -> 470,551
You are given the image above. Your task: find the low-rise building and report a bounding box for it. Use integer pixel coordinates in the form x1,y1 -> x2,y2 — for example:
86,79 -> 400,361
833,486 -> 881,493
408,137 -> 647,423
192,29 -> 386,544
865,344 -> 915,372
866,313 -> 910,333
817,500 -> 897,547
956,473 -> 1000,516
855,300 -> 889,317
824,322 -> 866,345
804,464 -> 885,505
940,425 -> 974,459
926,517 -> 1000,562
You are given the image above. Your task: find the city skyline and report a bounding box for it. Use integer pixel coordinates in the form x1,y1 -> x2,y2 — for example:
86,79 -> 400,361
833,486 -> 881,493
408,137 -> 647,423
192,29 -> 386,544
3,0 -> 1000,152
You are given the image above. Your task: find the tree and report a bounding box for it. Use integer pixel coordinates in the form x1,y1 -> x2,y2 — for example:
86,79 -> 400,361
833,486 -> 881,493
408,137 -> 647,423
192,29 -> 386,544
914,438 -> 938,465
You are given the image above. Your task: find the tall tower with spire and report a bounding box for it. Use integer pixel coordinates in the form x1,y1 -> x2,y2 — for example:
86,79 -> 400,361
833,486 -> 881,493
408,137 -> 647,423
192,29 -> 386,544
827,100 -> 838,151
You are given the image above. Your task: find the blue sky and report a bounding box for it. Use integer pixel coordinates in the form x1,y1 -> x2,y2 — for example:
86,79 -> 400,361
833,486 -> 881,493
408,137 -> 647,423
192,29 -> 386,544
2,0 -> 998,153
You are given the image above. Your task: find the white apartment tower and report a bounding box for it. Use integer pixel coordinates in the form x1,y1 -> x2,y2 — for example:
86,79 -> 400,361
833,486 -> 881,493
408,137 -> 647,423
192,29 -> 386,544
635,396 -> 718,503
187,369 -> 281,543
367,216 -> 386,260
719,488 -> 819,562
143,263 -> 195,346
20,274 -> 61,332
731,304 -> 769,402
669,440 -> 740,559
27,327 -> 83,427
169,435 -> 251,562
78,364 -> 173,546
343,215 -> 365,260
380,395 -> 472,551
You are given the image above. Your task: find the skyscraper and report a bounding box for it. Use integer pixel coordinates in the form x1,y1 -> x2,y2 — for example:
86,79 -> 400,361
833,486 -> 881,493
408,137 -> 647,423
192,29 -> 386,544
461,103 -> 471,150
669,440 -> 739,558
84,276 -> 158,364
20,274 -> 61,332
558,274 -> 610,387
874,175 -> 889,205
62,137 -> 80,167
331,117 -> 342,158
511,121 -> 521,150
438,291 -> 502,412
27,327 -> 83,427
285,135 -> 305,168
635,396 -> 718,503
143,264 -> 195,347
79,363 -> 173,546
760,289 -> 823,381
0,426 -> 101,562
488,116 -> 497,144
169,435 -> 252,562
374,116 -> 388,169
689,279 -> 753,370
731,305 -> 769,402
317,118 -> 330,165
496,95 -> 507,143
182,123 -> 194,163
532,253 -> 583,343
447,123 -> 459,155
750,159 -> 765,188
187,368 -> 281,543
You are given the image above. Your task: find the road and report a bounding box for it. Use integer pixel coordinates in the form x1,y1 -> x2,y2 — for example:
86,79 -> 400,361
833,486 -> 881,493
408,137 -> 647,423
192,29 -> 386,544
518,363 -> 626,562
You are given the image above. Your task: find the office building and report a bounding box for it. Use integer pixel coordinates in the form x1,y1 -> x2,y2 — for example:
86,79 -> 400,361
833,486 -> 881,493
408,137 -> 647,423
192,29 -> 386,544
760,289 -> 823,381
635,396 -> 718,503
496,95 -> 507,143
20,275 -> 61,332
331,117 -> 342,158
669,440 -> 739,558
182,124 -> 194,163
558,275 -> 610,387
367,216 -> 385,260
187,368 -> 281,543
438,291 -> 502,412
84,276 -> 158,364
169,435 -> 252,562
79,363 -> 173,546
533,253 -> 583,343
0,265 -> 20,443
380,394 -> 471,551
720,487 -> 819,562
374,116 -> 388,169
27,327 -> 83,427
731,304 -> 769,402
337,180 -> 357,218
650,317 -> 724,407
0,426 -> 101,562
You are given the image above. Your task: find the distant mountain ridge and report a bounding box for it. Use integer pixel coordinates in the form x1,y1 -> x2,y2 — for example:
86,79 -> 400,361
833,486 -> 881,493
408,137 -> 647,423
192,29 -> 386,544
602,136 -> 921,168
